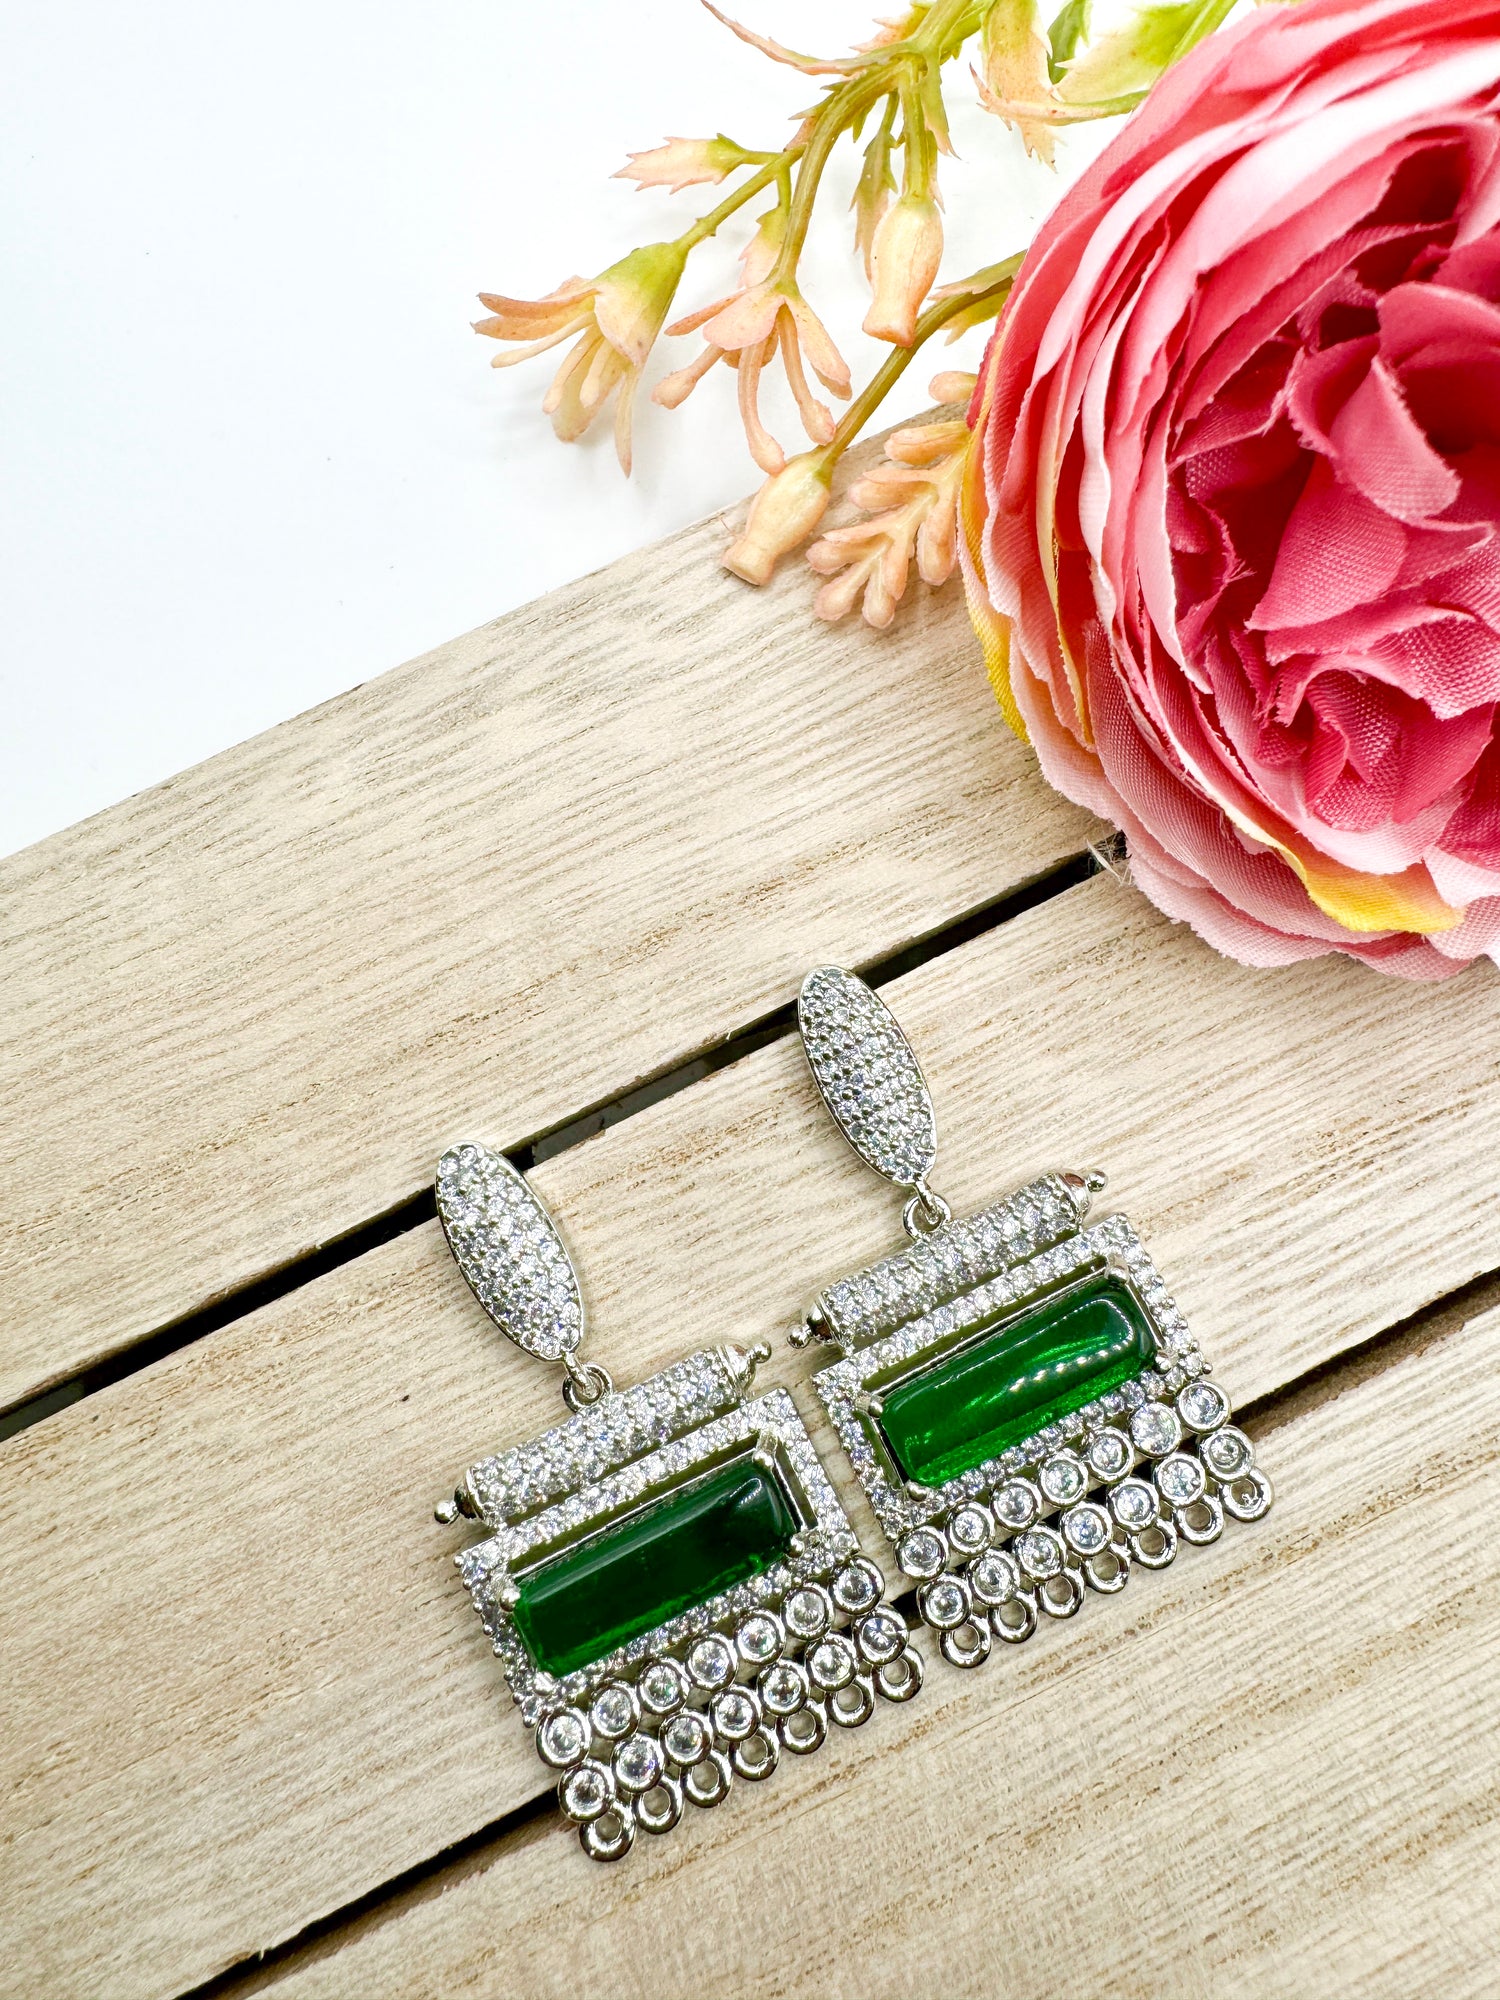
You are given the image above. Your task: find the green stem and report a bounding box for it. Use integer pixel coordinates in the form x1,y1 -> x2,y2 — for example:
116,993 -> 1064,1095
907,0 -> 987,57
771,0 -> 985,282
821,272 -> 1016,462
676,154 -> 800,252
775,70 -> 891,273
899,75 -> 934,198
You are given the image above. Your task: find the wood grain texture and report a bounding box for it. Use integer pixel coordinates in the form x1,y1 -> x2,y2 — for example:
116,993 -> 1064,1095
247,1302 -> 1500,2000
0,421 -> 1098,1411
3,878 -> 1499,1999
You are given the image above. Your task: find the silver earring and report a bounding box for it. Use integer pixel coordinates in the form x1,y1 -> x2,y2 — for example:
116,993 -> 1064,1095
431,1142 -> 921,1863
793,966 -> 1273,1669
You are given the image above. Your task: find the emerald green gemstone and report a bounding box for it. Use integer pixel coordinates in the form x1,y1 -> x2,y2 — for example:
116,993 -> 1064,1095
512,1455 -> 800,1678
877,1274 -> 1155,1488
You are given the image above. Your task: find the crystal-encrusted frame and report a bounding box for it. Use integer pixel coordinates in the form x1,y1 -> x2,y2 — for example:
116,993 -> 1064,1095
809,1171 -> 1090,1352
813,1206 -> 1271,1669
448,1342 -> 926,1864
815,1213 -> 1203,1542
459,1385 -> 858,1724
463,1347 -> 746,1529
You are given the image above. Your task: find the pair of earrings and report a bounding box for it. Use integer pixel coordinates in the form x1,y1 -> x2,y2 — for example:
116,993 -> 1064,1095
434,967 -> 1273,1863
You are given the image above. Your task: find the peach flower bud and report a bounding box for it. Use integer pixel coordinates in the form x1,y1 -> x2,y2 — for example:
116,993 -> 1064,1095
615,135 -> 753,194
864,194 -> 944,347
475,241 -> 686,474
591,241 -> 690,368
723,453 -> 833,586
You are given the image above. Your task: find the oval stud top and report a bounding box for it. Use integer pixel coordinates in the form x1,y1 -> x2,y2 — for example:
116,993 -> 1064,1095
435,1144 -> 584,1361
797,966 -> 937,1189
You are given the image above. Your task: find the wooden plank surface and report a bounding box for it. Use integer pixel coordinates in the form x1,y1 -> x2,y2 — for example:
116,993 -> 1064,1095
248,1301 -> 1500,2000
4,877 -> 1499,1998
0,423 -> 1097,1412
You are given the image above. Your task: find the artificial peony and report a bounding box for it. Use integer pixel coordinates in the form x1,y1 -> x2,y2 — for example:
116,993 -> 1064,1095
964,0 -> 1500,977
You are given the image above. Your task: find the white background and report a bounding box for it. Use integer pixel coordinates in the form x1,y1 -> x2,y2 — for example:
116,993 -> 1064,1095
0,2 -> 1106,857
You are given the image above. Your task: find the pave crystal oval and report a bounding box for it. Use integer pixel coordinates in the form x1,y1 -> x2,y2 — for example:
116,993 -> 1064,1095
1178,1380 -> 1230,1432
783,1585 -> 833,1640
1203,1426 -> 1253,1479
1086,1429 -> 1131,1481
798,966 -> 937,1186
1109,1478 -> 1158,1530
1155,1453 -> 1206,1507
1061,1502 -> 1111,1556
435,1144 -> 585,1361
1130,1403 -> 1182,1457
661,1710 -> 712,1768
613,1733 -> 664,1794
1039,1452 -> 1088,1507
589,1683 -> 639,1741
1014,1527 -> 1065,1581
897,1526 -> 947,1580
686,1633 -> 737,1691
536,1707 -> 590,1769
967,1547 -> 1020,1606
637,1660 -> 687,1718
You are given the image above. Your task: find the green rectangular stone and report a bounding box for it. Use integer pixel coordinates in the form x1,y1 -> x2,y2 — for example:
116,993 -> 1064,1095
512,1452 -> 800,1678
876,1273 -> 1155,1488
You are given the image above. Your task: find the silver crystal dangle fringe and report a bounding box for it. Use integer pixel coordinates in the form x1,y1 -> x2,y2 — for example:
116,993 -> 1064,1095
432,1142 -> 922,1863
793,966 -> 1273,1671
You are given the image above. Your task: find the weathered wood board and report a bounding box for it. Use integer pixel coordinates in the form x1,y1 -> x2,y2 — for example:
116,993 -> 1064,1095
0,428 -> 1097,1413
3,874 -> 1499,1999
2,445 -> 1496,2000
245,1303 -> 1500,2000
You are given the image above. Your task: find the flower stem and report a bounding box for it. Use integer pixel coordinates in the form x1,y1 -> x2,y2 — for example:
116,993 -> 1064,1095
676,154 -> 799,252
899,74 -> 934,197
907,0 -> 988,60
772,0 -> 987,282
776,72 -> 891,273
822,265 -> 1018,461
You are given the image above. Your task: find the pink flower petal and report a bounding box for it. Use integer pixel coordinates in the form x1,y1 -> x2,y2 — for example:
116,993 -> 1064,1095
1250,463 -> 1410,628
1327,354 -> 1461,518
963,0 -> 1500,976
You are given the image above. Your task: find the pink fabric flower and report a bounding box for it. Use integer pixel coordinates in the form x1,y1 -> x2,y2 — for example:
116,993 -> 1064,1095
963,0 -> 1500,977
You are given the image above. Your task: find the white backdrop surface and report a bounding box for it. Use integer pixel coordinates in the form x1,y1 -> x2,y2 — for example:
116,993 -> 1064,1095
0,1 -> 1106,856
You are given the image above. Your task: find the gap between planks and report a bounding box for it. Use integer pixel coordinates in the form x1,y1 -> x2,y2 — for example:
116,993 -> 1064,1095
3,877 -> 1500,1999
0,407 -> 1101,1411
184,1265 -> 1500,2000
0,849 -> 1100,1447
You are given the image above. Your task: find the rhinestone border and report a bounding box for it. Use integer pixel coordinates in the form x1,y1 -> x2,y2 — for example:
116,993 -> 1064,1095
811,1171 -> 1089,1351
814,1212 -> 1205,1543
458,1385 -> 859,1724
464,1348 -> 743,1527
